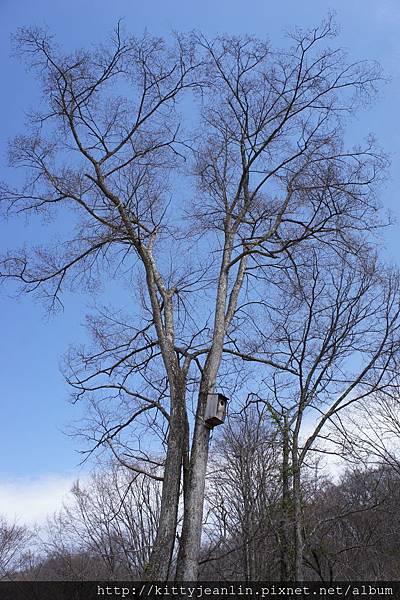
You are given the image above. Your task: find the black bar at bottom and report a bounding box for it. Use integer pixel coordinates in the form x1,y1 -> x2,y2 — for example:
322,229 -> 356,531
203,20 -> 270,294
0,581 -> 398,600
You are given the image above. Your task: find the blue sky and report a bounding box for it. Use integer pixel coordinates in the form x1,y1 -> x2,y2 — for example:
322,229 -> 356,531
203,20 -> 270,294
1,0 -> 400,521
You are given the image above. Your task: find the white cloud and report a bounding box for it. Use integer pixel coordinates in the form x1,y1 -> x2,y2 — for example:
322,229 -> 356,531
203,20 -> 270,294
0,474 -> 78,526
298,412 -> 349,482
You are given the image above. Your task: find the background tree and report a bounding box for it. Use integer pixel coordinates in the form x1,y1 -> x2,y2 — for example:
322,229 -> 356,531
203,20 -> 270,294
331,379 -> 400,477
304,465 -> 400,581
42,463 -> 161,580
201,409 -> 281,581
0,517 -> 32,580
232,252 -> 400,579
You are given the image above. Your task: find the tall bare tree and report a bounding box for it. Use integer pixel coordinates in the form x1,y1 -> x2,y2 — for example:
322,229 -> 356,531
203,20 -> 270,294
176,21 -> 385,579
1,25 -> 201,580
1,18 -> 389,579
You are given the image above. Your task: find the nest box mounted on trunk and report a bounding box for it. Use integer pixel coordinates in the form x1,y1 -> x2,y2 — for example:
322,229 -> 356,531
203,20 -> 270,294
205,393 -> 228,428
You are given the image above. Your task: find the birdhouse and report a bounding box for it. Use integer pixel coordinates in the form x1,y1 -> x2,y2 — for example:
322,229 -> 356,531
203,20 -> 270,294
204,393 -> 228,428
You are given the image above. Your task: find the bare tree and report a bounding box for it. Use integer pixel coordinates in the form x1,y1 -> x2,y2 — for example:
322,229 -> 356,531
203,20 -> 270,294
0,516 -> 32,579
1,25 -> 200,580
304,465 -> 400,581
175,20 -> 385,579
331,380 -> 400,477
201,409 -> 281,580
234,252 -> 400,579
44,463 -> 161,579
1,18 -> 389,580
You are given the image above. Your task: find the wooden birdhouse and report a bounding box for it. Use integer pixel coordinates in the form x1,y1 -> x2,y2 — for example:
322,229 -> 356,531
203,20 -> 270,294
204,393 -> 228,428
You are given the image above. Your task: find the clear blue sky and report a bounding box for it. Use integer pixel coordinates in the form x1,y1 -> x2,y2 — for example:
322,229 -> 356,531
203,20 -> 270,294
1,0 -> 399,483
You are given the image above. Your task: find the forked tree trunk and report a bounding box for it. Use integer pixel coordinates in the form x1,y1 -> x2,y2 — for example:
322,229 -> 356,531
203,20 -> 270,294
176,243 -> 246,580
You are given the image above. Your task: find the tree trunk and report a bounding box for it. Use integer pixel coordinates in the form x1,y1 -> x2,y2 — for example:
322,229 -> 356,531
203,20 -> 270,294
280,416 -> 291,580
144,382 -> 187,580
175,390 -> 210,580
292,453 -> 304,581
